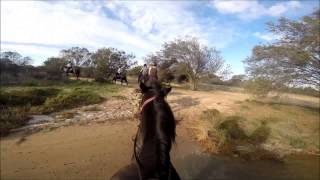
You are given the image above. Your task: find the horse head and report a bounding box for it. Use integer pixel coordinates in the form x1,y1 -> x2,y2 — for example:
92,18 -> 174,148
139,82 -> 171,113
138,82 -> 174,142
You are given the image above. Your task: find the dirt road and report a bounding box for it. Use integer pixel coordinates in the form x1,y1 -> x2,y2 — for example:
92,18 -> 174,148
1,86 -> 318,179
1,87 -> 213,180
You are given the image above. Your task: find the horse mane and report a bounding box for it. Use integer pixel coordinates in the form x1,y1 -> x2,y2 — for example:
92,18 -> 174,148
139,82 -> 176,144
132,82 -> 177,179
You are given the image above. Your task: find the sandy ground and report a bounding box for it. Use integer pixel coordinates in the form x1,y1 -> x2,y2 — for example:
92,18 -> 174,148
1,86 -> 318,180
1,87 -> 206,180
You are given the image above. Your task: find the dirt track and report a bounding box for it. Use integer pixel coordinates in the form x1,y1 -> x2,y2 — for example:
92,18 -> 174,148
1,86 -> 318,179
1,87 -> 213,180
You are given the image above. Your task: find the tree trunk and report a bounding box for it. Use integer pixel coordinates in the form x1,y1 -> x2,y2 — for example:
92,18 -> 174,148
192,81 -> 197,90
188,74 -> 197,91
191,78 -> 197,91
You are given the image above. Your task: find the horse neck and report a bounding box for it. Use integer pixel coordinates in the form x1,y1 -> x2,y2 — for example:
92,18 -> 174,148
140,98 -> 175,142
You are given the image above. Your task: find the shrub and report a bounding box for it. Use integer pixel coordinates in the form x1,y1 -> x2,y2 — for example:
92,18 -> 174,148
244,78 -> 274,97
0,88 -> 61,106
22,81 -> 38,86
201,109 -> 221,121
289,137 -> 306,149
218,116 -> 248,140
43,57 -> 67,80
0,105 -> 30,136
200,110 -> 279,160
249,124 -> 271,144
176,74 -> 188,83
81,67 -> 95,78
40,89 -> 104,114
94,77 -> 108,83
159,69 -> 175,83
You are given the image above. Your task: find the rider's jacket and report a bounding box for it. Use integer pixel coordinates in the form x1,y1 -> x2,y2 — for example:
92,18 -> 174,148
148,66 -> 157,78
141,67 -> 148,75
66,63 -> 72,68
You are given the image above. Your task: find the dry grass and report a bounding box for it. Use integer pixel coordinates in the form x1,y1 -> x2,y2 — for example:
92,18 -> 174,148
167,87 -> 319,158
195,98 -> 319,159
234,100 -> 319,153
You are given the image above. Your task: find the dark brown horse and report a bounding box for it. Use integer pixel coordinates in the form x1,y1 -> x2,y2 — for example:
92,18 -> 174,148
113,73 -> 128,85
111,82 -> 180,180
63,66 -> 80,80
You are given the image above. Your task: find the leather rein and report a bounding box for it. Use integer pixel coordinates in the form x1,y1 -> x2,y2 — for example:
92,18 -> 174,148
139,96 -> 156,113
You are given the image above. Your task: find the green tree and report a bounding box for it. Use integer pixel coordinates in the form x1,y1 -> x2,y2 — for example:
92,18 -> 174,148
245,10 -> 320,88
127,65 -> 143,76
146,36 -> 227,90
43,57 -> 67,79
60,47 -> 92,66
0,51 -> 32,65
91,48 -> 135,80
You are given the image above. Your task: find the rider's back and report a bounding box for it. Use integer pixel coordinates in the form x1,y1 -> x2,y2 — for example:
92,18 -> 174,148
148,66 -> 157,78
142,66 -> 148,75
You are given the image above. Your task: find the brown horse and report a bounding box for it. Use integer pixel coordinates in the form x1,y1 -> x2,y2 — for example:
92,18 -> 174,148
113,73 -> 128,85
63,66 -> 80,80
111,82 -> 180,180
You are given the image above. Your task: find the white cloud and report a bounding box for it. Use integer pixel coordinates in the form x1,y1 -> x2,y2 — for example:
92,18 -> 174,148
213,1 -> 260,14
253,32 -> 281,41
1,1 -> 239,66
1,1 -> 153,63
1,43 -> 61,65
212,0 -> 301,20
105,1 -> 239,49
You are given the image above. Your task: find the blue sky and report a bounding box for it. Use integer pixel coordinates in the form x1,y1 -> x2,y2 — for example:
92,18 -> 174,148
1,0 -> 318,75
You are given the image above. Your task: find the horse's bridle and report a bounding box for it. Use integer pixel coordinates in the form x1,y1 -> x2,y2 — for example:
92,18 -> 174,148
139,96 -> 156,113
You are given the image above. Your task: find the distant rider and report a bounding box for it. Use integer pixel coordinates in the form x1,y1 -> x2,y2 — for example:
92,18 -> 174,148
117,67 -> 123,78
148,62 -> 158,80
140,64 -> 148,83
66,60 -> 73,73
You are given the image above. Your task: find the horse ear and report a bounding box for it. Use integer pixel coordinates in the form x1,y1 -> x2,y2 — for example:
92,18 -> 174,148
140,82 -> 149,93
163,87 -> 172,96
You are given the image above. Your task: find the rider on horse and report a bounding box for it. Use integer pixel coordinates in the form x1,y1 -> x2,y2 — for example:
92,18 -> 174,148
117,67 -> 123,78
65,60 -> 73,73
145,62 -> 158,86
139,64 -> 148,83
